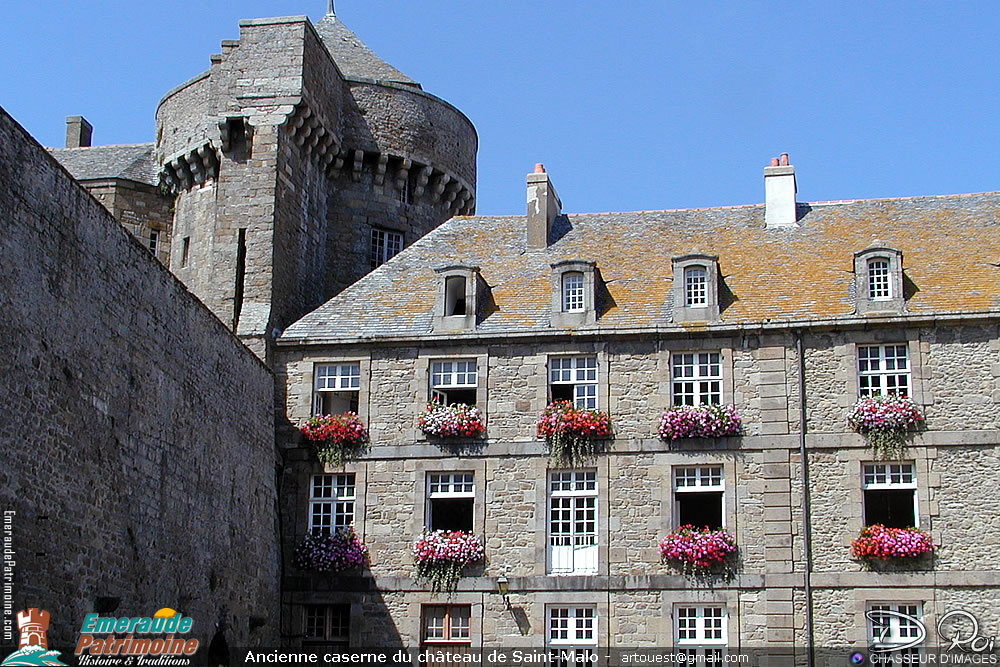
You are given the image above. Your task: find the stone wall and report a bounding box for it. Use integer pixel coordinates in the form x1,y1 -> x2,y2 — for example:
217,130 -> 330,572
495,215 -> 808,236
0,107 -> 279,648
79,179 -> 173,265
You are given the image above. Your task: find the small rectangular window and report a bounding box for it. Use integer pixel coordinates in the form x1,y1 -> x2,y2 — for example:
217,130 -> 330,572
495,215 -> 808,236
549,356 -> 598,409
430,360 -> 478,406
868,603 -> 922,657
562,272 -> 585,312
180,236 -> 190,267
672,352 -> 722,406
862,462 -> 917,528
147,230 -> 159,255
548,471 -> 597,575
308,474 -> 356,535
422,605 -> 471,665
868,258 -> 892,300
547,606 -> 596,666
314,363 -> 361,415
444,276 -> 467,316
685,266 -> 708,306
675,605 -> 726,661
858,345 -> 910,397
427,472 -> 474,532
674,467 -> 724,530
304,605 -> 350,647
370,228 -> 403,269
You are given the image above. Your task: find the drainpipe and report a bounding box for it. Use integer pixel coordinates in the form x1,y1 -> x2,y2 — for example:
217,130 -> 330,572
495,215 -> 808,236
795,331 -> 815,667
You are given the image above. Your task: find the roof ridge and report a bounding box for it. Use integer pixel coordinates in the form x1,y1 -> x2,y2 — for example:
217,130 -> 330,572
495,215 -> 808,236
48,143 -> 153,151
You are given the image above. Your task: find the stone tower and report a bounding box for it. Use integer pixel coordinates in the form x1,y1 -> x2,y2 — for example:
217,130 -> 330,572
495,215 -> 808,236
154,12 -> 477,362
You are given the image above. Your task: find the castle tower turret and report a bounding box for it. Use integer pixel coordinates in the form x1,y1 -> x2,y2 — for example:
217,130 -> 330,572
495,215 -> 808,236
154,14 -> 477,362
17,608 -> 50,649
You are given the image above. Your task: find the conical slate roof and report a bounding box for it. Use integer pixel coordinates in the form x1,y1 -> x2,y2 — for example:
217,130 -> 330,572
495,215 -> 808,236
314,14 -> 420,87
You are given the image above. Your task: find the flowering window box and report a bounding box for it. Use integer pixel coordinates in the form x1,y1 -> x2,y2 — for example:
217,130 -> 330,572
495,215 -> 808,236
659,525 -> 738,576
300,412 -> 368,466
658,404 -> 742,440
293,527 -> 368,573
851,524 -> 934,563
412,529 -> 485,593
536,400 -> 612,463
848,395 -> 924,459
419,402 -> 485,438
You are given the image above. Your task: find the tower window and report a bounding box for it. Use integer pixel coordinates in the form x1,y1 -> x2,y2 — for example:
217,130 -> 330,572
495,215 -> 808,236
147,230 -> 159,255
370,228 -> 403,269
868,258 -> 891,300
180,237 -> 190,267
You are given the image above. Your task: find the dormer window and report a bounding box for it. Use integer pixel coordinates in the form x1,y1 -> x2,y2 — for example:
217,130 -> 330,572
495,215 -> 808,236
562,272 -> 585,312
433,265 -> 484,331
672,254 -> 720,323
550,260 -> 599,327
854,246 -> 904,314
867,258 -> 891,300
684,266 -> 708,306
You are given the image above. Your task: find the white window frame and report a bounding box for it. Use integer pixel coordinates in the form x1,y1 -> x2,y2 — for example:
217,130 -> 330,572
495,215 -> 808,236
547,606 -> 597,665
147,229 -> 159,255
370,228 -> 403,269
303,604 -> 350,647
426,472 -> 475,532
674,467 -> 725,529
549,356 -> 598,409
671,352 -> 722,406
868,603 -> 923,655
858,345 -> 911,397
313,363 -> 361,415
684,266 -> 708,307
548,471 -> 598,575
868,258 -> 892,300
430,360 -> 478,405
307,474 -> 356,535
862,462 -> 918,528
422,605 -> 471,645
675,606 -> 727,662
562,272 -> 586,312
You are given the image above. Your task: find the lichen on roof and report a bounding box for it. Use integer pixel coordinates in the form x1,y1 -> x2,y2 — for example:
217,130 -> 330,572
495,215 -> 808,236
281,191 -> 1000,344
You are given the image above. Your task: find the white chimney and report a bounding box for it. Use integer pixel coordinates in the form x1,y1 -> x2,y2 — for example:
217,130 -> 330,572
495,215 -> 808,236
764,152 -> 797,228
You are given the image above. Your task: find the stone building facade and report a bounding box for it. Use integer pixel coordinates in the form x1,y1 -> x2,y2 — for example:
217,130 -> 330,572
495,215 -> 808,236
276,163 -> 1000,654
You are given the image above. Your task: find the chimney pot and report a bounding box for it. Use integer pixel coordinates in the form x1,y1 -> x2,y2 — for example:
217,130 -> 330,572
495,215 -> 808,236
770,157 -> 780,167
65,116 -> 93,148
779,152 -> 789,166
534,163 -> 546,174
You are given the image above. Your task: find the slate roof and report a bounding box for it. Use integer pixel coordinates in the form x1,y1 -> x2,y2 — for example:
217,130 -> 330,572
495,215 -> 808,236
314,14 -> 420,87
280,191 -> 1000,344
48,143 -> 158,186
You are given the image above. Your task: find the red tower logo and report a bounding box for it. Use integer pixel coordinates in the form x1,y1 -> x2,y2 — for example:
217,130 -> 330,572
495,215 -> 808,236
15,609 -> 50,650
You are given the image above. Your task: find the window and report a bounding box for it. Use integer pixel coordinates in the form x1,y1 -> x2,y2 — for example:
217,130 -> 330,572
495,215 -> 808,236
868,603 -> 922,657
433,265 -> 481,332
562,272 -> 585,312
308,474 -> 356,535
674,467 -> 724,530
672,352 -> 722,406
147,230 -> 159,255
423,604 -> 472,648
862,463 -> 917,528
427,473 -> 474,532
868,259 -> 892,300
370,228 -> 403,269
685,266 -> 708,307
547,607 -> 596,666
549,356 -> 598,409
675,606 -> 726,662
858,345 -> 910,397
313,364 -> 360,415
303,605 -> 349,647
180,236 -> 190,267
430,360 -> 477,406
548,471 -> 598,574
445,276 -> 467,316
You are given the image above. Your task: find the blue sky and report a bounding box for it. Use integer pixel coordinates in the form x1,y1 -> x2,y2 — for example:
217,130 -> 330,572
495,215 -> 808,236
2,1 -> 998,216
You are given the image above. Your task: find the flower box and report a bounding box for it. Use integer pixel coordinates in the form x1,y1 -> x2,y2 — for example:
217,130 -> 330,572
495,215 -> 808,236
299,412 -> 369,466
412,529 -> 485,593
536,400 -> 612,463
851,524 -> 934,562
659,525 -> 738,576
848,395 -> 924,459
419,402 -> 485,438
658,404 -> 741,440
293,527 -> 368,573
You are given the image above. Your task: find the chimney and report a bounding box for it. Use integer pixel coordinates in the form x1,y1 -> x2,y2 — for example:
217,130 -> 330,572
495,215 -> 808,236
526,163 -> 561,249
764,152 -> 797,228
65,116 -> 93,148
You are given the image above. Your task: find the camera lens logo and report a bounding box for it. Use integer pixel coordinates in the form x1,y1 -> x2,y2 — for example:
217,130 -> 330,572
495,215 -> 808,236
850,652 -> 866,665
